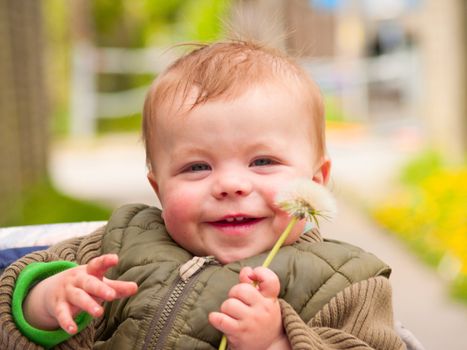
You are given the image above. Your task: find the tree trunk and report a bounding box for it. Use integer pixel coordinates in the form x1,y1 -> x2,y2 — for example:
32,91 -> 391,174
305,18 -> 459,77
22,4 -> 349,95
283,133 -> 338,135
0,0 -> 49,224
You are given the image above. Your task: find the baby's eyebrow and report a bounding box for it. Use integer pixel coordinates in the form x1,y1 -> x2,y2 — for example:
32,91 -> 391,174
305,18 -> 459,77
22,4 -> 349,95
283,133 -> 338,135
246,141 -> 283,153
254,141 -> 275,149
172,145 -> 211,159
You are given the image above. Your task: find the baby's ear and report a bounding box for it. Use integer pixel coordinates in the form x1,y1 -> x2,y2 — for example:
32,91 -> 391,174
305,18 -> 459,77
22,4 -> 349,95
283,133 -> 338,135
312,157 -> 331,185
147,171 -> 160,197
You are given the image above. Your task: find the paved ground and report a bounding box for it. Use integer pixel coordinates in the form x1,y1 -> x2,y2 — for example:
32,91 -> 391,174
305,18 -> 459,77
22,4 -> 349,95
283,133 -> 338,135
49,122 -> 467,349
322,201 -> 467,350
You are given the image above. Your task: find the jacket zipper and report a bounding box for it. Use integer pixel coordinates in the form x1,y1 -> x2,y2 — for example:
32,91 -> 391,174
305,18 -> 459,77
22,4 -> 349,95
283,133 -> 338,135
142,257 -> 217,350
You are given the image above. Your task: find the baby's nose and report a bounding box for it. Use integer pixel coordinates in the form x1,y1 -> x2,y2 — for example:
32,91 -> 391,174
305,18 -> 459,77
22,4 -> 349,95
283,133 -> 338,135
212,175 -> 253,199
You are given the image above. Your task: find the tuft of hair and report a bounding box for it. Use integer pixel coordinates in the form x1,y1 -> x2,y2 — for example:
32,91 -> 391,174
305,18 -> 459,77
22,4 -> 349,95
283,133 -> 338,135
142,39 -> 325,169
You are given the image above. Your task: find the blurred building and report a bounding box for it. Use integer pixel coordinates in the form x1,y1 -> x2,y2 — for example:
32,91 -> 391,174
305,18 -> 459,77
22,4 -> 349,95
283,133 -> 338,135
231,0 -> 466,162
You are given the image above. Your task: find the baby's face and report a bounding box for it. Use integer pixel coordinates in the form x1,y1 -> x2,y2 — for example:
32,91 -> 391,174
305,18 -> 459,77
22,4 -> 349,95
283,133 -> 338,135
148,84 -> 327,264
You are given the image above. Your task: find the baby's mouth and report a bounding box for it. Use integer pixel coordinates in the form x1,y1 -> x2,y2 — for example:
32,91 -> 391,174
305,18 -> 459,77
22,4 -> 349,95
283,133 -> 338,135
210,216 -> 263,226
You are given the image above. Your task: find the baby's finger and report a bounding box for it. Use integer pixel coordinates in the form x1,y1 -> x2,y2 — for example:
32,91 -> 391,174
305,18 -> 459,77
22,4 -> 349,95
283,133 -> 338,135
54,301 -> 78,335
208,311 -> 240,335
66,285 -> 104,318
86,254 -> 119,279
78,275 -> 117,301
220,297 -> 250,320
228,283 -> 260,306
249,267 -> 281,298
103,278 -> 138,298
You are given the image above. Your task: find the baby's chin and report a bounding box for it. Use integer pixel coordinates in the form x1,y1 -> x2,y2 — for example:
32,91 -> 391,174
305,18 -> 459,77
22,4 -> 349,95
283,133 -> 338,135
213,246 -> 272,265
215,254 -> 243,265
214,250 -> 256,265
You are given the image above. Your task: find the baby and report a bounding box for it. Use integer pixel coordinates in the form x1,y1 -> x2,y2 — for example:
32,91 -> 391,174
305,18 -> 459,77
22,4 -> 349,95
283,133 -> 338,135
0,41 -> 405,350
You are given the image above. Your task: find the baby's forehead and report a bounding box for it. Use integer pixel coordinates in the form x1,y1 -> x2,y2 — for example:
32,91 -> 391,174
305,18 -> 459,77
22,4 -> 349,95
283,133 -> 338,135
154,84 -> 318,152
157,76 -> 312,118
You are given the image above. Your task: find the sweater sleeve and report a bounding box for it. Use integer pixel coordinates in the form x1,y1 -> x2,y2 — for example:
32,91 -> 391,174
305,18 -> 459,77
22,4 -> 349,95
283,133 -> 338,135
280,276 -> 406,350
0,226 -> 107,350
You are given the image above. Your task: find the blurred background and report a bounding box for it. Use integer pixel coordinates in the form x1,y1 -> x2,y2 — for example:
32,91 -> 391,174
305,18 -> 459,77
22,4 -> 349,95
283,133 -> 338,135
0,0 -> 466,347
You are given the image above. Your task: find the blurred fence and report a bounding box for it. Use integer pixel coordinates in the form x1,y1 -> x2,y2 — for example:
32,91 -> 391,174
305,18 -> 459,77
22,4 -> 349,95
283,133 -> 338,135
70,45 -> 421,137
70,45 -> 175,137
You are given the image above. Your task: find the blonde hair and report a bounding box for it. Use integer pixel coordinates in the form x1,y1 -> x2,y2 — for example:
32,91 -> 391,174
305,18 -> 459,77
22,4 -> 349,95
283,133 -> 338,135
142,40 -> 325,168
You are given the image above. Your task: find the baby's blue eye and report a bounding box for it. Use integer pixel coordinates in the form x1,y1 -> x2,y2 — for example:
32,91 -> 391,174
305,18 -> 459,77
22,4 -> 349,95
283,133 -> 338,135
250,158 -> 274,167
186,163 -> 211,172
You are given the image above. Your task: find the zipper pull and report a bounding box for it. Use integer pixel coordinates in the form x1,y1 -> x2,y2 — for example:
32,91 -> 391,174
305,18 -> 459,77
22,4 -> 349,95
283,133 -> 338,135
179,256 -> 218,281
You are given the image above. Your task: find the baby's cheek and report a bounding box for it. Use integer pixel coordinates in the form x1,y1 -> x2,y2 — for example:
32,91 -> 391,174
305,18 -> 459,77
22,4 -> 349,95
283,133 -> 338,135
274,210 -> 306,244
161,192 -> 197,226
286,219 -> 306,244
262,186 -> 279,205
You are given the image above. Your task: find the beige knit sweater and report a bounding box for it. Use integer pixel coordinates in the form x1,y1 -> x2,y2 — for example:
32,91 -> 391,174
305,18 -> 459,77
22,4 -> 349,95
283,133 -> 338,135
280,277 -> 404,349
0,227 -> 405,350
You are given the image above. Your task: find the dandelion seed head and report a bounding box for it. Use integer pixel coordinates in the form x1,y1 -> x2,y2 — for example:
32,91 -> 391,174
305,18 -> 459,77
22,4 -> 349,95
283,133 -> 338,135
275,178 -> 337,227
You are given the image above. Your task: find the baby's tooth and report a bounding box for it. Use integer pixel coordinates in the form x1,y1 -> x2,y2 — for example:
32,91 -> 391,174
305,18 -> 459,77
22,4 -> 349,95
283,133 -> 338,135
234,217 -> 244,222
226,218 -> 234,222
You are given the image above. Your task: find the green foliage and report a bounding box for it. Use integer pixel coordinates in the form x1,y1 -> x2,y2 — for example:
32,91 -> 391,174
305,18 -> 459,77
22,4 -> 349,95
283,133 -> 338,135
98,73 -> 154,93
93,0 -> 143,47
43,0 -> 72,136
176,0 -> 231,42
51,107 -> 70,137
452,275 -> 467,301
400,150 -> 443,185
3,180 -> 111,227
373,151 -> 467,302
97,114 -> 141,133
92,0 -> 231,47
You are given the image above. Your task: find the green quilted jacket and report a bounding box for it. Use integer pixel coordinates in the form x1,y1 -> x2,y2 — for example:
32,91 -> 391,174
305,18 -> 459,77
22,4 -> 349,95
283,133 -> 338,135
0,204 -> 405,350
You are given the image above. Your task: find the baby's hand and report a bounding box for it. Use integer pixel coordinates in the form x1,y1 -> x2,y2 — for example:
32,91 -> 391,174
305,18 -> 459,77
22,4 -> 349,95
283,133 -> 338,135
209,267 -> 290,350
24,254 -> 138,334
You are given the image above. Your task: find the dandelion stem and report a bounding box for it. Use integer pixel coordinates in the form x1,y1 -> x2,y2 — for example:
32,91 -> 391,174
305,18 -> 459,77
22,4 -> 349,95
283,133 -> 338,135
262,216 -> 299,268
218,335 -> 228,350
218,216 -> 300,350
